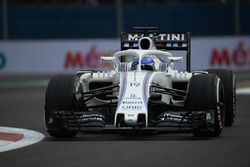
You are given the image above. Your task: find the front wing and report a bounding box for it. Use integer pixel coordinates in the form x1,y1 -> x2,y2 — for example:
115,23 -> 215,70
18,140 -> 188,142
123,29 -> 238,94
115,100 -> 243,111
48,110 -> 210,134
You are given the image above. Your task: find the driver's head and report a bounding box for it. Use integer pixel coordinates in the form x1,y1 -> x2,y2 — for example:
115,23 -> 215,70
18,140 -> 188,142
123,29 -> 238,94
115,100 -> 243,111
131,57 -> 155,71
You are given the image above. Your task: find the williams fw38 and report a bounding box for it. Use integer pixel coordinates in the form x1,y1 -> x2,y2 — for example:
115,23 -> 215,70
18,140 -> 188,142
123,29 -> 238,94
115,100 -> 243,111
45,27 -> 236,138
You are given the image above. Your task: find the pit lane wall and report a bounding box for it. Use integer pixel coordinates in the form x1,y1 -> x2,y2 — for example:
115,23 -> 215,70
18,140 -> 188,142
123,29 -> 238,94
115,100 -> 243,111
0,36 -> 249,74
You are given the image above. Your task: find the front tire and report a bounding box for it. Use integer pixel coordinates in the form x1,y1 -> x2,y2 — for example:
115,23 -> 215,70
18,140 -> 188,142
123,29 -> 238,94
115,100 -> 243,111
188,74 -> 225,137
206,69 -> 236,126
45,74 -> 78,138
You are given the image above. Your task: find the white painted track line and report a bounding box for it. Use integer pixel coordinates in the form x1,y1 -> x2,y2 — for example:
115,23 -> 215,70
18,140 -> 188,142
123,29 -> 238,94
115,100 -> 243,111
0,127 -> 45,153
236,88 -> 250,95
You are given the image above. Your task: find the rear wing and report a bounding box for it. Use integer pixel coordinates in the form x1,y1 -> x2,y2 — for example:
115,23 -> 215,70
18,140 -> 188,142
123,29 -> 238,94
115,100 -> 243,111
120,27 -> 191,72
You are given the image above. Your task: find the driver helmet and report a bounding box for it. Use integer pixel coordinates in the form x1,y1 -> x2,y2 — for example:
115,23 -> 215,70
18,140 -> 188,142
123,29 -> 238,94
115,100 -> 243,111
131,57 -> 155,71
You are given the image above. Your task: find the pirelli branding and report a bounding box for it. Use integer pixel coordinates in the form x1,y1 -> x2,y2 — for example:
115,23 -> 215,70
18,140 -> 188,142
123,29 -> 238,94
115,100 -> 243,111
126,33 -> 187,41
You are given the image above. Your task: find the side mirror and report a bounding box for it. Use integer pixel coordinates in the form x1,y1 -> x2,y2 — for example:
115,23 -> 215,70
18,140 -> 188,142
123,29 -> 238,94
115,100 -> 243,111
167,56 -> 183,63
100,57 -> 115,63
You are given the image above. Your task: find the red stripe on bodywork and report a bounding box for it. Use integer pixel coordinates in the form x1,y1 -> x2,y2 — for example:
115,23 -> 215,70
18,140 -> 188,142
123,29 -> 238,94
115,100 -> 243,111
0,132 -> 24,142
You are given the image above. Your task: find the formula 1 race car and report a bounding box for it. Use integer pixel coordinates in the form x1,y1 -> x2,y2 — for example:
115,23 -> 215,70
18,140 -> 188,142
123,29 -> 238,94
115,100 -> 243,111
44,27 -> 236,138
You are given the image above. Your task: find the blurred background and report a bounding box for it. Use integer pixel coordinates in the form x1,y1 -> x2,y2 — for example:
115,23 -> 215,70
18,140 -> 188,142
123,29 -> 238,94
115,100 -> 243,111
0,1 -> 250,164
0,0 -> 249,83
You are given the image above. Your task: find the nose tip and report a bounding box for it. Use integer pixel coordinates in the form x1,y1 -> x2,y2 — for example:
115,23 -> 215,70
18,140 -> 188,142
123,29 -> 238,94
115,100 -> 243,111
124,113 -> 137,125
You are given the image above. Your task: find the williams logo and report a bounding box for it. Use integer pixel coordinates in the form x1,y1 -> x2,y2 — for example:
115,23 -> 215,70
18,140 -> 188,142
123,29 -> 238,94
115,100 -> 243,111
127,114 -> 135,117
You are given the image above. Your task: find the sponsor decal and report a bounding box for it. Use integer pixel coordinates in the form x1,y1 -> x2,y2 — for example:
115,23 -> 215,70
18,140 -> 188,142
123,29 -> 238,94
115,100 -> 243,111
122,101 -> 143,105
125,94 -> 142,100
210,41 -> 250,67
122,106 -> 143,110
80,113 -> 104,122
64,45 -> 113,69
127,33 -> 186,41
0,52 -> 6,70
160,113 -> 187,122
127,114 -> 135,117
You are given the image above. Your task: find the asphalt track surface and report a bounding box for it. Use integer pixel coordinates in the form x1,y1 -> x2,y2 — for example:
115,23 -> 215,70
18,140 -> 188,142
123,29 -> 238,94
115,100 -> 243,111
0,77 -> 250,167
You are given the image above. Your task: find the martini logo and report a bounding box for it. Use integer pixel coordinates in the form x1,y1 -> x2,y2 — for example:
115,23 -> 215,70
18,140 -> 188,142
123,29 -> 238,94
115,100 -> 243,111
127,33 -> 186,41
210,42 -> 250,66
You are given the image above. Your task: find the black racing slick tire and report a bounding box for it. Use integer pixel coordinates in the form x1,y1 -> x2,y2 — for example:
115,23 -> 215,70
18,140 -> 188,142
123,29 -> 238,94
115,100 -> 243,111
206,69 -> 236,126
45,74 -> 78,138
188,74 -> 225,137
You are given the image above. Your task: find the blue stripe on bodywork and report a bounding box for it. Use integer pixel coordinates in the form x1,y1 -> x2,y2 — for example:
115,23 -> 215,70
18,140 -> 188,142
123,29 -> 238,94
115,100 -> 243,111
117,72 -> 127,108
142,72 -> 152,105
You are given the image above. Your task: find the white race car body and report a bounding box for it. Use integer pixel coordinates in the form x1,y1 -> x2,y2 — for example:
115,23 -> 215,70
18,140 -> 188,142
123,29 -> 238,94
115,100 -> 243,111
45,28 -> 234,138
77,48 -> 192,128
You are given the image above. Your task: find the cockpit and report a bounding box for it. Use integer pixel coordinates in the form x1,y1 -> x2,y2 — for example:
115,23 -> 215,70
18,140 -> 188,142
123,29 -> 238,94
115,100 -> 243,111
131,57 -> 155,71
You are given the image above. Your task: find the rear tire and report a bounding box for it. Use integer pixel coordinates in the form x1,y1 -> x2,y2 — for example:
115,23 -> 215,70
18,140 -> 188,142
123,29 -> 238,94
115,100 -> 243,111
45,74 -> 78,138
188,74 -> 225,137
206,69 -> 236,126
